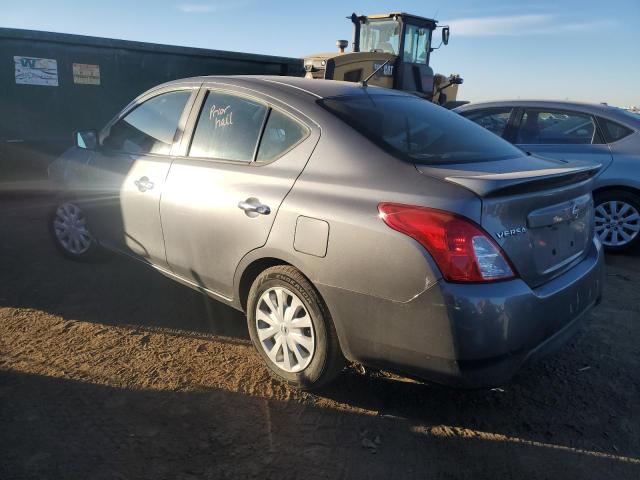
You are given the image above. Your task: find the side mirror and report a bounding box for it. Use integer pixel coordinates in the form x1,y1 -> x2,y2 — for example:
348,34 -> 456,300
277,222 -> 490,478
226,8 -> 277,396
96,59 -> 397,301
442,27 -> 450,45
448,74 -> 463,85
74,130 -> 98,150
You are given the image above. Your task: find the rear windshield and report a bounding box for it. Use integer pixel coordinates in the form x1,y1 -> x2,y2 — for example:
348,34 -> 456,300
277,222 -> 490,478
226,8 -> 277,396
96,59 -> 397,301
319,94 -> 523,164
615,108 -> 640,125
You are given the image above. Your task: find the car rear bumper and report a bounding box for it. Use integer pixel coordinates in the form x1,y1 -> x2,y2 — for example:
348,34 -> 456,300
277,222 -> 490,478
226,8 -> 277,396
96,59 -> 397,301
319,236 -> 604,388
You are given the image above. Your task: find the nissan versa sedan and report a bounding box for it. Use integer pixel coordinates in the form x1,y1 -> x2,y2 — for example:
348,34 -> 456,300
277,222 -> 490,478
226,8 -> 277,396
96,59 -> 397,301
48,76 -> 604,389
456,100 -> 640,252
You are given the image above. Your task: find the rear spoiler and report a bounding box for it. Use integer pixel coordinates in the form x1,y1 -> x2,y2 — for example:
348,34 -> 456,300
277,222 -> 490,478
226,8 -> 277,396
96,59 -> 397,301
417,162 -> 601,198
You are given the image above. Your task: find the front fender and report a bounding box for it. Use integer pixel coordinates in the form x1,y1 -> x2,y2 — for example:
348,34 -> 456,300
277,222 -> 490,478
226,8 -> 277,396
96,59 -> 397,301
48,146 -> 93,191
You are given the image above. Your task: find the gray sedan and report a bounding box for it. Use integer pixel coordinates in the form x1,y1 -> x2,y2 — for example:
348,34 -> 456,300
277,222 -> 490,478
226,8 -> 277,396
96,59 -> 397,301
48,77 -> 603,389
456,100 -> 640,251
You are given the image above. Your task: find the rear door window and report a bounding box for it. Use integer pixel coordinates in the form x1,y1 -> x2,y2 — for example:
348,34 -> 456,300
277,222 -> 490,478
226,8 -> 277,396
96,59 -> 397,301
102,90 -> 191,155
256,110 -> 309,162
189,91 -> 268,162
598,117 -> 633,143
516,109 -> 598,145
461,108 -> 513,137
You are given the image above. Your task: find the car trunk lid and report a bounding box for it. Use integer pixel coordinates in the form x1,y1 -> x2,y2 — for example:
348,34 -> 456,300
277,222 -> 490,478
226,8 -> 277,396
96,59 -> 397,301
416,156 -> 600,287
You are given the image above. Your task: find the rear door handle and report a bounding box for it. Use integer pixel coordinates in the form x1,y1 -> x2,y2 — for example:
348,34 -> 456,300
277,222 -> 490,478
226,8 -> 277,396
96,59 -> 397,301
134,176 -> 154,192
238,198 -> 271,216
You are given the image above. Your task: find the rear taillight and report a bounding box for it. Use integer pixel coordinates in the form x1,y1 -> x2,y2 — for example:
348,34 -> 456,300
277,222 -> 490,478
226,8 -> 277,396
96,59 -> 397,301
378,203 -> 516,283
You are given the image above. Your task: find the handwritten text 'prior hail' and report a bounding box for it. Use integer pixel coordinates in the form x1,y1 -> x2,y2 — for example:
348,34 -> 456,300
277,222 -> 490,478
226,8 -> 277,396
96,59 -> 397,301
209,105 -> 233,128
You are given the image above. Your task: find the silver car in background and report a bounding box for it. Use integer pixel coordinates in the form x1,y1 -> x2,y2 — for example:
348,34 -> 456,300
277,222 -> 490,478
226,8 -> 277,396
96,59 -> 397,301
49,77 -> 603,389
456,100 -> 640,252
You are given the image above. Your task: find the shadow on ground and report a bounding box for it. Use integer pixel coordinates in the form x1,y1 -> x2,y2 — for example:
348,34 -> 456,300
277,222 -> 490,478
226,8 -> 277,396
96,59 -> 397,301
1,370 -> 638,480
1,195 -> 639,479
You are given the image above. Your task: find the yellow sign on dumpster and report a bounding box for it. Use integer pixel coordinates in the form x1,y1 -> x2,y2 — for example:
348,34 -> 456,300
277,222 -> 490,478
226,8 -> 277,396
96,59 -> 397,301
72,63 -> 100,85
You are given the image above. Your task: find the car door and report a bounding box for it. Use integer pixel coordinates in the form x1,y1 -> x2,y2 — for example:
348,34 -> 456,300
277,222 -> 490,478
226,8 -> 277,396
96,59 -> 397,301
512,107 -> 614,169
82,85 -> 198,268
160,86 -> 319,299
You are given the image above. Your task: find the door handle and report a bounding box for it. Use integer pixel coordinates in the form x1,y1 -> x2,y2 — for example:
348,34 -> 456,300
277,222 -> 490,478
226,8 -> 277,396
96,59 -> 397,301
238,198 -> 271,216
134,176 -> 154,192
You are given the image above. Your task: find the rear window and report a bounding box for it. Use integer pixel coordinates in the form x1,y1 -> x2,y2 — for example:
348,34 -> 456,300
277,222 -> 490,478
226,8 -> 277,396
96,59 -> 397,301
617,108 -> 640,122
256,110 -> 309,162
598,117 -> 634,143
319,95 -> 522,164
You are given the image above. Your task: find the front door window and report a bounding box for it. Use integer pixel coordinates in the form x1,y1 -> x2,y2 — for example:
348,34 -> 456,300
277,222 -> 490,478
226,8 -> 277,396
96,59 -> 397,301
101,90 -> 191,155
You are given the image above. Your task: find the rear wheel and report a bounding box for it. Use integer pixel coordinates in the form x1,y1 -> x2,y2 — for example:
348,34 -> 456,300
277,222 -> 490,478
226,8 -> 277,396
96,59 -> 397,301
49,199 -> 102,261
594,190 -> 640,252
246,265 -> 345,390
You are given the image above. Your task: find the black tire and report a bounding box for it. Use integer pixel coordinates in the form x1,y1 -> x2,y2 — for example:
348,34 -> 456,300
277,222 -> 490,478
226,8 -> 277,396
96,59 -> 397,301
48,198 -> 104,262
246,265 -> 345,390
594,190 -> 640,253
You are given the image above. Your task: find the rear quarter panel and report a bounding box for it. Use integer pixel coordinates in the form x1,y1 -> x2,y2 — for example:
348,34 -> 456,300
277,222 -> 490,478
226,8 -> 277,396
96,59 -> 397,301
234,114 -> 481,355
261,119 -> 481,301
596,132 -> 640,192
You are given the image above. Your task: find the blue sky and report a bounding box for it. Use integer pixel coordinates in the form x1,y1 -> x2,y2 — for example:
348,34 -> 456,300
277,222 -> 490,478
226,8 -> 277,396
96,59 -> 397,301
3,0 -> 639,106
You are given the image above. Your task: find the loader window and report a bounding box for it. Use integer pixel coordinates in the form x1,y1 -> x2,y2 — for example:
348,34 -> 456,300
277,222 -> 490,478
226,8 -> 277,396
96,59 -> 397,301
403,25 -> 431,64
359,20 -> 401,54
319,94 -> 522,165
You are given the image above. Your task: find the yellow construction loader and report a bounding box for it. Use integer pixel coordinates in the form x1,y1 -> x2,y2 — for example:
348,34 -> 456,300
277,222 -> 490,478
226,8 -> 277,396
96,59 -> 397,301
304,12 -> 465,108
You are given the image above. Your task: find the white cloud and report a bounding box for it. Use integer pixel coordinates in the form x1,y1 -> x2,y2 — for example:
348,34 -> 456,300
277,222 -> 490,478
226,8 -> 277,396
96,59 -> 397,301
178,4 -> 215,13
445,14 -> 614,36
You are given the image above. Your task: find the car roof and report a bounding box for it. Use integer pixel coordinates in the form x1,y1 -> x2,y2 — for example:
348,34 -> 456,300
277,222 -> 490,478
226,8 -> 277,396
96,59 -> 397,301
456,99 -> 640,128
456,99 -> 615,111
160,75 -> 409,101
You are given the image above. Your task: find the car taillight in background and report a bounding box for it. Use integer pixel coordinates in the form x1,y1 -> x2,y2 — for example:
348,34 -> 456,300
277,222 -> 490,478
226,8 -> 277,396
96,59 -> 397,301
378,203 -> 516,283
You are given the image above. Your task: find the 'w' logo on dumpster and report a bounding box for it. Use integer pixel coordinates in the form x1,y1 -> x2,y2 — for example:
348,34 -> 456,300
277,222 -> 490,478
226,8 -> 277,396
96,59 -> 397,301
19,58 -> 37,68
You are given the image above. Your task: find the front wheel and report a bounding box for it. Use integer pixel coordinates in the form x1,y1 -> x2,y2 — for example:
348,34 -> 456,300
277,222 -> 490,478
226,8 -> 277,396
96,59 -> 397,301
49,199 -> 102,261
594,190 -> 640,253
246,266 -> 345,390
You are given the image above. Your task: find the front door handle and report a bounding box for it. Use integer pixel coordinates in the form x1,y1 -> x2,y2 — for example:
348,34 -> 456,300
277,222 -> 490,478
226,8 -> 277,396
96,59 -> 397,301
134,176 -> 154,192
238,198 -> 271,217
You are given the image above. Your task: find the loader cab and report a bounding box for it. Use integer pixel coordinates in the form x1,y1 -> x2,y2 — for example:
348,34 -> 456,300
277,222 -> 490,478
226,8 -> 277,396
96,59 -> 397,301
351,12 -> 439,94
303,11 -> 461,107
352,13 -> 436,64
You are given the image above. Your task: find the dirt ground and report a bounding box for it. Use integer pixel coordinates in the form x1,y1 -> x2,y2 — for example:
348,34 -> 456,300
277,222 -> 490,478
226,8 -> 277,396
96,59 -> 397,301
1,194 -> 639,480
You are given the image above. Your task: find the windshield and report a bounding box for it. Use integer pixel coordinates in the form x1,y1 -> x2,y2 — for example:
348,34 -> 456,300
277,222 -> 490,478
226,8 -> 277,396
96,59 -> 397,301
319,94 -> 523,164
359,19 -> 401,54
